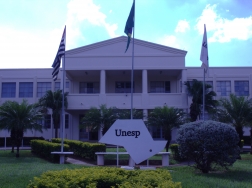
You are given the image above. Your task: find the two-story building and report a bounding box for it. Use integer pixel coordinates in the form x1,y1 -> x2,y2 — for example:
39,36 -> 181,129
0,36 -> 251,142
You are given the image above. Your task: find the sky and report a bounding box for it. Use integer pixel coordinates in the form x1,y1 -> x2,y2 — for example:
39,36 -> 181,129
0,0 -> 252,69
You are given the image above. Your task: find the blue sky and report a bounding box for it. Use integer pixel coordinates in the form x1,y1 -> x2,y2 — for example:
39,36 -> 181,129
0,0 -> 252,68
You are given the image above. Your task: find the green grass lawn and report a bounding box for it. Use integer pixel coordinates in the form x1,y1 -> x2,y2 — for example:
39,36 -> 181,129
104,147 -> 178,165
0,150 -> 85,188
1,149 -> 252,188
165,152 -> 252,188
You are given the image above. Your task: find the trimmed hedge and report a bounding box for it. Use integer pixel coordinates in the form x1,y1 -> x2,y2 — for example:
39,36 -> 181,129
51,138 -> 106,160
27,167 -> 181,188
30,140 -> 70,163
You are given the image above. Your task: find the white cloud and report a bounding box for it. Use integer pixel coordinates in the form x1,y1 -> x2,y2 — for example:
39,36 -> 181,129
175,20 -> 190,33
196,4 -> 252,43
0,27 -> 61,68
157,35 -> 181,49
66,0 -> 118,48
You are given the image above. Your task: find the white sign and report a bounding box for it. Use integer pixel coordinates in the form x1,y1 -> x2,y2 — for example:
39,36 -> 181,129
99,119 -> 167,164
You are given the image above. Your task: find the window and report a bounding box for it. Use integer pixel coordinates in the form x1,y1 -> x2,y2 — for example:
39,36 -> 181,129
37,82 -> 51,97
54,82 -> 69,91
80,82 -> 99,93
235,81 -> 249,96
19,82 -> 33,98
65,114 -> 69,129
55,82 -> 60,91
1,82 -> 16,98
38,115 -> 51,129
152,127 -> 164,139
150,81 -> 170,93
66,81 -> 69,88
115,82 -> 134,93
216,81 -> 231,96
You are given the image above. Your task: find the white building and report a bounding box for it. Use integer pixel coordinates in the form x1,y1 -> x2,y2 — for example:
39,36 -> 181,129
0,36 -> 251,141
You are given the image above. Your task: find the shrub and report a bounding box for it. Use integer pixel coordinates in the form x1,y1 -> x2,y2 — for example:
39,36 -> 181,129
30,140 -> 70,163
170,144 -> 186,161
177,120 -> 240,173
51,138 -> 106,160
27,167 -> 181,188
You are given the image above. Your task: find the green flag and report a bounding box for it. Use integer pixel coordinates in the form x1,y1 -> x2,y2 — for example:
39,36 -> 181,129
124,0 -> 135,53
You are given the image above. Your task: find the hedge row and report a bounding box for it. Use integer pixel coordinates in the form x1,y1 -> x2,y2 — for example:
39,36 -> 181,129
0,137 -> 44,147
51,138 -> 106,160
27,167 -> 181,188
30,140 -> 70,163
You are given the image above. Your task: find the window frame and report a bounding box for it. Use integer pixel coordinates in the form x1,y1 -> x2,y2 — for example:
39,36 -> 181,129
1,82 -> 16,98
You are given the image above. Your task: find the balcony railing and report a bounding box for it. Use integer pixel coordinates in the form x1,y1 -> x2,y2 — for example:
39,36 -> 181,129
67,93 -> 187,110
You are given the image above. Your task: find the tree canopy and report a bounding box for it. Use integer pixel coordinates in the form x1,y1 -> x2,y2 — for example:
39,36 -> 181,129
0,100 -> 43,157
147,106 -> 186,151
38,90 -> 68,138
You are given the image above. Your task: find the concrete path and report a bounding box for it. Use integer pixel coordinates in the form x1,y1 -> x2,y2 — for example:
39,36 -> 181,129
66,157 -> 95,166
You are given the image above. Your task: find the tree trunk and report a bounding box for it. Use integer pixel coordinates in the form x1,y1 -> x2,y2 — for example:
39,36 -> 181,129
16,146 -> 20,158
250,128 -> 252,154
165,130 -> 172,152
55,125 -> 58,138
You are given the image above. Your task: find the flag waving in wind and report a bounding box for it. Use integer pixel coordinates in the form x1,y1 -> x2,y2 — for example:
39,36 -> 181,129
200,24 -> 208,71
52,26 -> 66,81
124,0 -> 135,53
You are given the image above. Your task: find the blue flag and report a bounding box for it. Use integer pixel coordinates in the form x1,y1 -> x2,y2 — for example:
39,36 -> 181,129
124,1 -> 135,53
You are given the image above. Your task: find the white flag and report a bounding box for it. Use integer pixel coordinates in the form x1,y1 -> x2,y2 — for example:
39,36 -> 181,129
52,26 -> 66,81
200,24 -> 208,71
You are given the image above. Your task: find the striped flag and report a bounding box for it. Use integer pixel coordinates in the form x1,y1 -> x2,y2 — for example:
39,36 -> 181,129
200,24 -> 208,71
124,0 -> 135,53
52,26 -> 66,81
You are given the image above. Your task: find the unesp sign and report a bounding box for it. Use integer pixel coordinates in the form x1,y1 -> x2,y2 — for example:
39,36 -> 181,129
99,119 -> 167,164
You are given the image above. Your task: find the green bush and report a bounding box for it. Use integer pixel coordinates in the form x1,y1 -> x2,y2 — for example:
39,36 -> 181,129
27,167 -> 181,188
169,144 -> 184,161
51,138 -> 106,160
177,120 -> 240,173
30,140 -> 70,163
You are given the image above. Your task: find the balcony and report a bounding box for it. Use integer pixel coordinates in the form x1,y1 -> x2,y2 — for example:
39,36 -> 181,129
67,93 -> 187,110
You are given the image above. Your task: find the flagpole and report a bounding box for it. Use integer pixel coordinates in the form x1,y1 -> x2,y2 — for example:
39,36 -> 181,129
61,27 -> 66,154
130,0 -> 135,120
203,68 -> 205,121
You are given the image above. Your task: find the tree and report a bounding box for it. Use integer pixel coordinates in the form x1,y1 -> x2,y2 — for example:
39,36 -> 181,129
38,90 -> 68,138
80,104 -> 118,136
184,79 -> 217,121
213,94 -> 252,147
147,106 -> 186,152
0,100 -> 43,157
177,120 -> 239,173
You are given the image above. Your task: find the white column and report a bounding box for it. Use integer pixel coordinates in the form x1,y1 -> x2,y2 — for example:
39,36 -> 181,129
142,69 -> 147,93
181,69 -> 187,93
143,109 -> 148,121
100,70 -> 106,94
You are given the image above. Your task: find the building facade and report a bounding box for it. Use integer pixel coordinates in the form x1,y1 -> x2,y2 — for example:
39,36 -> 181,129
0,36 -> 251,141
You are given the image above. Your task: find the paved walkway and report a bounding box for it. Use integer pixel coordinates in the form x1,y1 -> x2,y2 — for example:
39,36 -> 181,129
66,157 -> 95,166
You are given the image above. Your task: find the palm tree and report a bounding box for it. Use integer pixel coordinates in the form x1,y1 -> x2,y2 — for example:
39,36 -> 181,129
213,94 -> 252,147
38,90 -> 68,138
184,79 -> 217,121
147,106 -> 186,151
80,104 -> 118,136
0,100 -> 43,157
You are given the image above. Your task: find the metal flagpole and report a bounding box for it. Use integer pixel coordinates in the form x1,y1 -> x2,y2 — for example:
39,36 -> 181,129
130,0 -> 135,120
60,28 -> 66,154
203,68 -> 205,121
